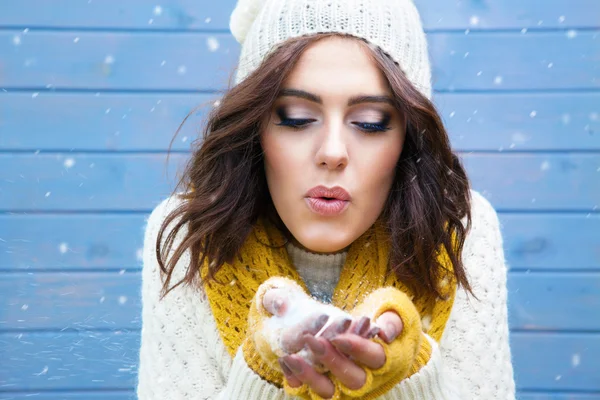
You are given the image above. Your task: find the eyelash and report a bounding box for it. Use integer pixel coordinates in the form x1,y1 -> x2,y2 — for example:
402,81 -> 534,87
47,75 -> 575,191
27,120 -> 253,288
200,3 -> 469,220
275,111 -> 392,133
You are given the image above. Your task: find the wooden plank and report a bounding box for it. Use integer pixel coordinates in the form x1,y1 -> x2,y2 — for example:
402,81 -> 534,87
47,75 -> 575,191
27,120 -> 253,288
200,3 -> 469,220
0,272 -> 141,331
0,331 -> 140,391
0,391 -> 134,400
0,31 -> 239,91
0,153 -> 187,211
428,31 -> 600,91
0,92 -> 215,152
1,153 -> 598,211
2,91 -> 599,151
1,30 -> 598,91
1,0 -> 598,30
1,213 -> 597,272
414,0 -> 600,30
500,213 -> 600,270
507,272 -> 600,331
460,153 -> 600,211
0,0 -> 233,31
1,271 -> 598,331
511,332 -> 600,391
436,92 -> 600,151
0,331 -> 598,391
0,214 -> 146,271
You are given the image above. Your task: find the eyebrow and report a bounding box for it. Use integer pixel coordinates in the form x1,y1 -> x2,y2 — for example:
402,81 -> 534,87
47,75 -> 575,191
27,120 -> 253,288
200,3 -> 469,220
278,88 -> 394,106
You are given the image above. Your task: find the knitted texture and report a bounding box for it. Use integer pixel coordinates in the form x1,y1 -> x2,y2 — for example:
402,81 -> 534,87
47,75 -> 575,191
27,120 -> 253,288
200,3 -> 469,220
230,0 -> 433,99
336,287 -> 433,399
136,189 -> 516,399
285,242 -> 346,303
198,213 -> 456,398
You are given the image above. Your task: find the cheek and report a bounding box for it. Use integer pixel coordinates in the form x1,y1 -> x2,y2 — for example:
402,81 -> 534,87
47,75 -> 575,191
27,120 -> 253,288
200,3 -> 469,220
261,131 -> 303,198
357,137 -> 403,205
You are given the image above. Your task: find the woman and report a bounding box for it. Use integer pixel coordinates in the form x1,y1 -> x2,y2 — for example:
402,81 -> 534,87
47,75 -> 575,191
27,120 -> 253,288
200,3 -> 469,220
136,0 -> 516,398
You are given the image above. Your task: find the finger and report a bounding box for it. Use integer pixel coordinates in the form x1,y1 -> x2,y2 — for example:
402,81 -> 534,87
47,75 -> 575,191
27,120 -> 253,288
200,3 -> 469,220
304,335 -> 366,390
278,358 -> 303,388
365,325 -> 381,339
281,355 -> 335,399
319,317 -> 352,340
281,314 -> 329,353
349,316 -> 371,337
330,333 -> 386,370
375,311 -> 404,344
262,288 -> 290,316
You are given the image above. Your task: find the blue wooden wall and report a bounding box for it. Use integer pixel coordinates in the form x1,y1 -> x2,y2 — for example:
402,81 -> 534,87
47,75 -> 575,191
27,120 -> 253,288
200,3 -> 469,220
1,1 -> 599,399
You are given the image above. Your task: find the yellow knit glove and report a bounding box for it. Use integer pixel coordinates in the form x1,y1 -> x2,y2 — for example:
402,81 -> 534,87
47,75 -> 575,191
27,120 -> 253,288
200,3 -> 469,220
330,287 -> 432,399
242,276 -> 348,400
242,276 -> 309,385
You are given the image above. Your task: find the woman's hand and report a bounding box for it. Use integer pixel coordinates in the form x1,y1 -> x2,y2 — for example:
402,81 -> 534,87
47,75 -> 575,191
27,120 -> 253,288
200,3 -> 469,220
262,288 -> 352,353
279,311 -> 404,399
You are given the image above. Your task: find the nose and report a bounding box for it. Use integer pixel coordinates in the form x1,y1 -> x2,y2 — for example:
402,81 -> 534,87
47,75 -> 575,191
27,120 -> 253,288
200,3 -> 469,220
314,121 -> 349,170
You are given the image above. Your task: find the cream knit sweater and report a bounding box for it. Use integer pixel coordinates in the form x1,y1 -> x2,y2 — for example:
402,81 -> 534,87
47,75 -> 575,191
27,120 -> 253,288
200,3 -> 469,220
136,189 -> 516,399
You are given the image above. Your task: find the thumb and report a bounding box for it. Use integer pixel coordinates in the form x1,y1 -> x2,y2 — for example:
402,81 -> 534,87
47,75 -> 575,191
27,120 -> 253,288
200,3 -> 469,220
263,288 -> 290,317
375,311 -> 404,344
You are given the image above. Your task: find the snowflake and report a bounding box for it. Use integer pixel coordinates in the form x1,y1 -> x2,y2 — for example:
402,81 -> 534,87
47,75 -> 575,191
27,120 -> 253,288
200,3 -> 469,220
59,242 -> 68,253
540,161 -> 551,171
63,158 -> 75,169
207,37 -> 220,52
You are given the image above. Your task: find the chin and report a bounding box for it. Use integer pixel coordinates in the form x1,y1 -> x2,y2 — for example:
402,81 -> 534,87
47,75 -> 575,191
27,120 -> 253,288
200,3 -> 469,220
292,225 -> 356,254
301,240 -> 348,254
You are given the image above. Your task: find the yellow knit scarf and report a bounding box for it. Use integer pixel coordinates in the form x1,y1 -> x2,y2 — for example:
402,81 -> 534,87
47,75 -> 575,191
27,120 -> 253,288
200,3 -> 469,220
201,217 -> 457,385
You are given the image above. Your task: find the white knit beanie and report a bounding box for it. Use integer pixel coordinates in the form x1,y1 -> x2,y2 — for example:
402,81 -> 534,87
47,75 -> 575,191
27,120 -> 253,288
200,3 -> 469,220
230,0 -> 433,99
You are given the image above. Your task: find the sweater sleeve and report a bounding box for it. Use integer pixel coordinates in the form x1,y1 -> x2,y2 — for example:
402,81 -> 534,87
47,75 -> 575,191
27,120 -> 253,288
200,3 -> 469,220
136,196 -> 287,400
376,190 -> 516,399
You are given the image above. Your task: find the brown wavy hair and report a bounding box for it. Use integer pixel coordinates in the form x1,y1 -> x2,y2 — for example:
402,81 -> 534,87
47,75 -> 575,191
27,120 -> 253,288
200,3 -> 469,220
156,33 -> 474,300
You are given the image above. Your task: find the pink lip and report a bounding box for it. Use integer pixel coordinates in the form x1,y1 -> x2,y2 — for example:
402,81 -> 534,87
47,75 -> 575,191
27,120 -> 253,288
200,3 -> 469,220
304,186 -> 351,216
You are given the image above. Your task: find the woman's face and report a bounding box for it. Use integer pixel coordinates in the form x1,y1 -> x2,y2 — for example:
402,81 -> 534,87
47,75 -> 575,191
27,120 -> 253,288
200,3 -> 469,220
261,36 -> 406,253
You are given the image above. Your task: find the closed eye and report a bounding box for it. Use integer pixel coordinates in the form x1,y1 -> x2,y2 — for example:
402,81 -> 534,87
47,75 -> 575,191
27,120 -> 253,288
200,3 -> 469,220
353,113 -> 392,133
276,117 -> 316,129
353,121 -> 392,133
274,108 -> 392,132
275,108 -> 316,129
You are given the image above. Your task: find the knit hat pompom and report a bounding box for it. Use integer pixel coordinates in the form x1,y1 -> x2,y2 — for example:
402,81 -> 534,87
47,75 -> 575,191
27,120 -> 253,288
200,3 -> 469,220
230,0 -> 269,44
